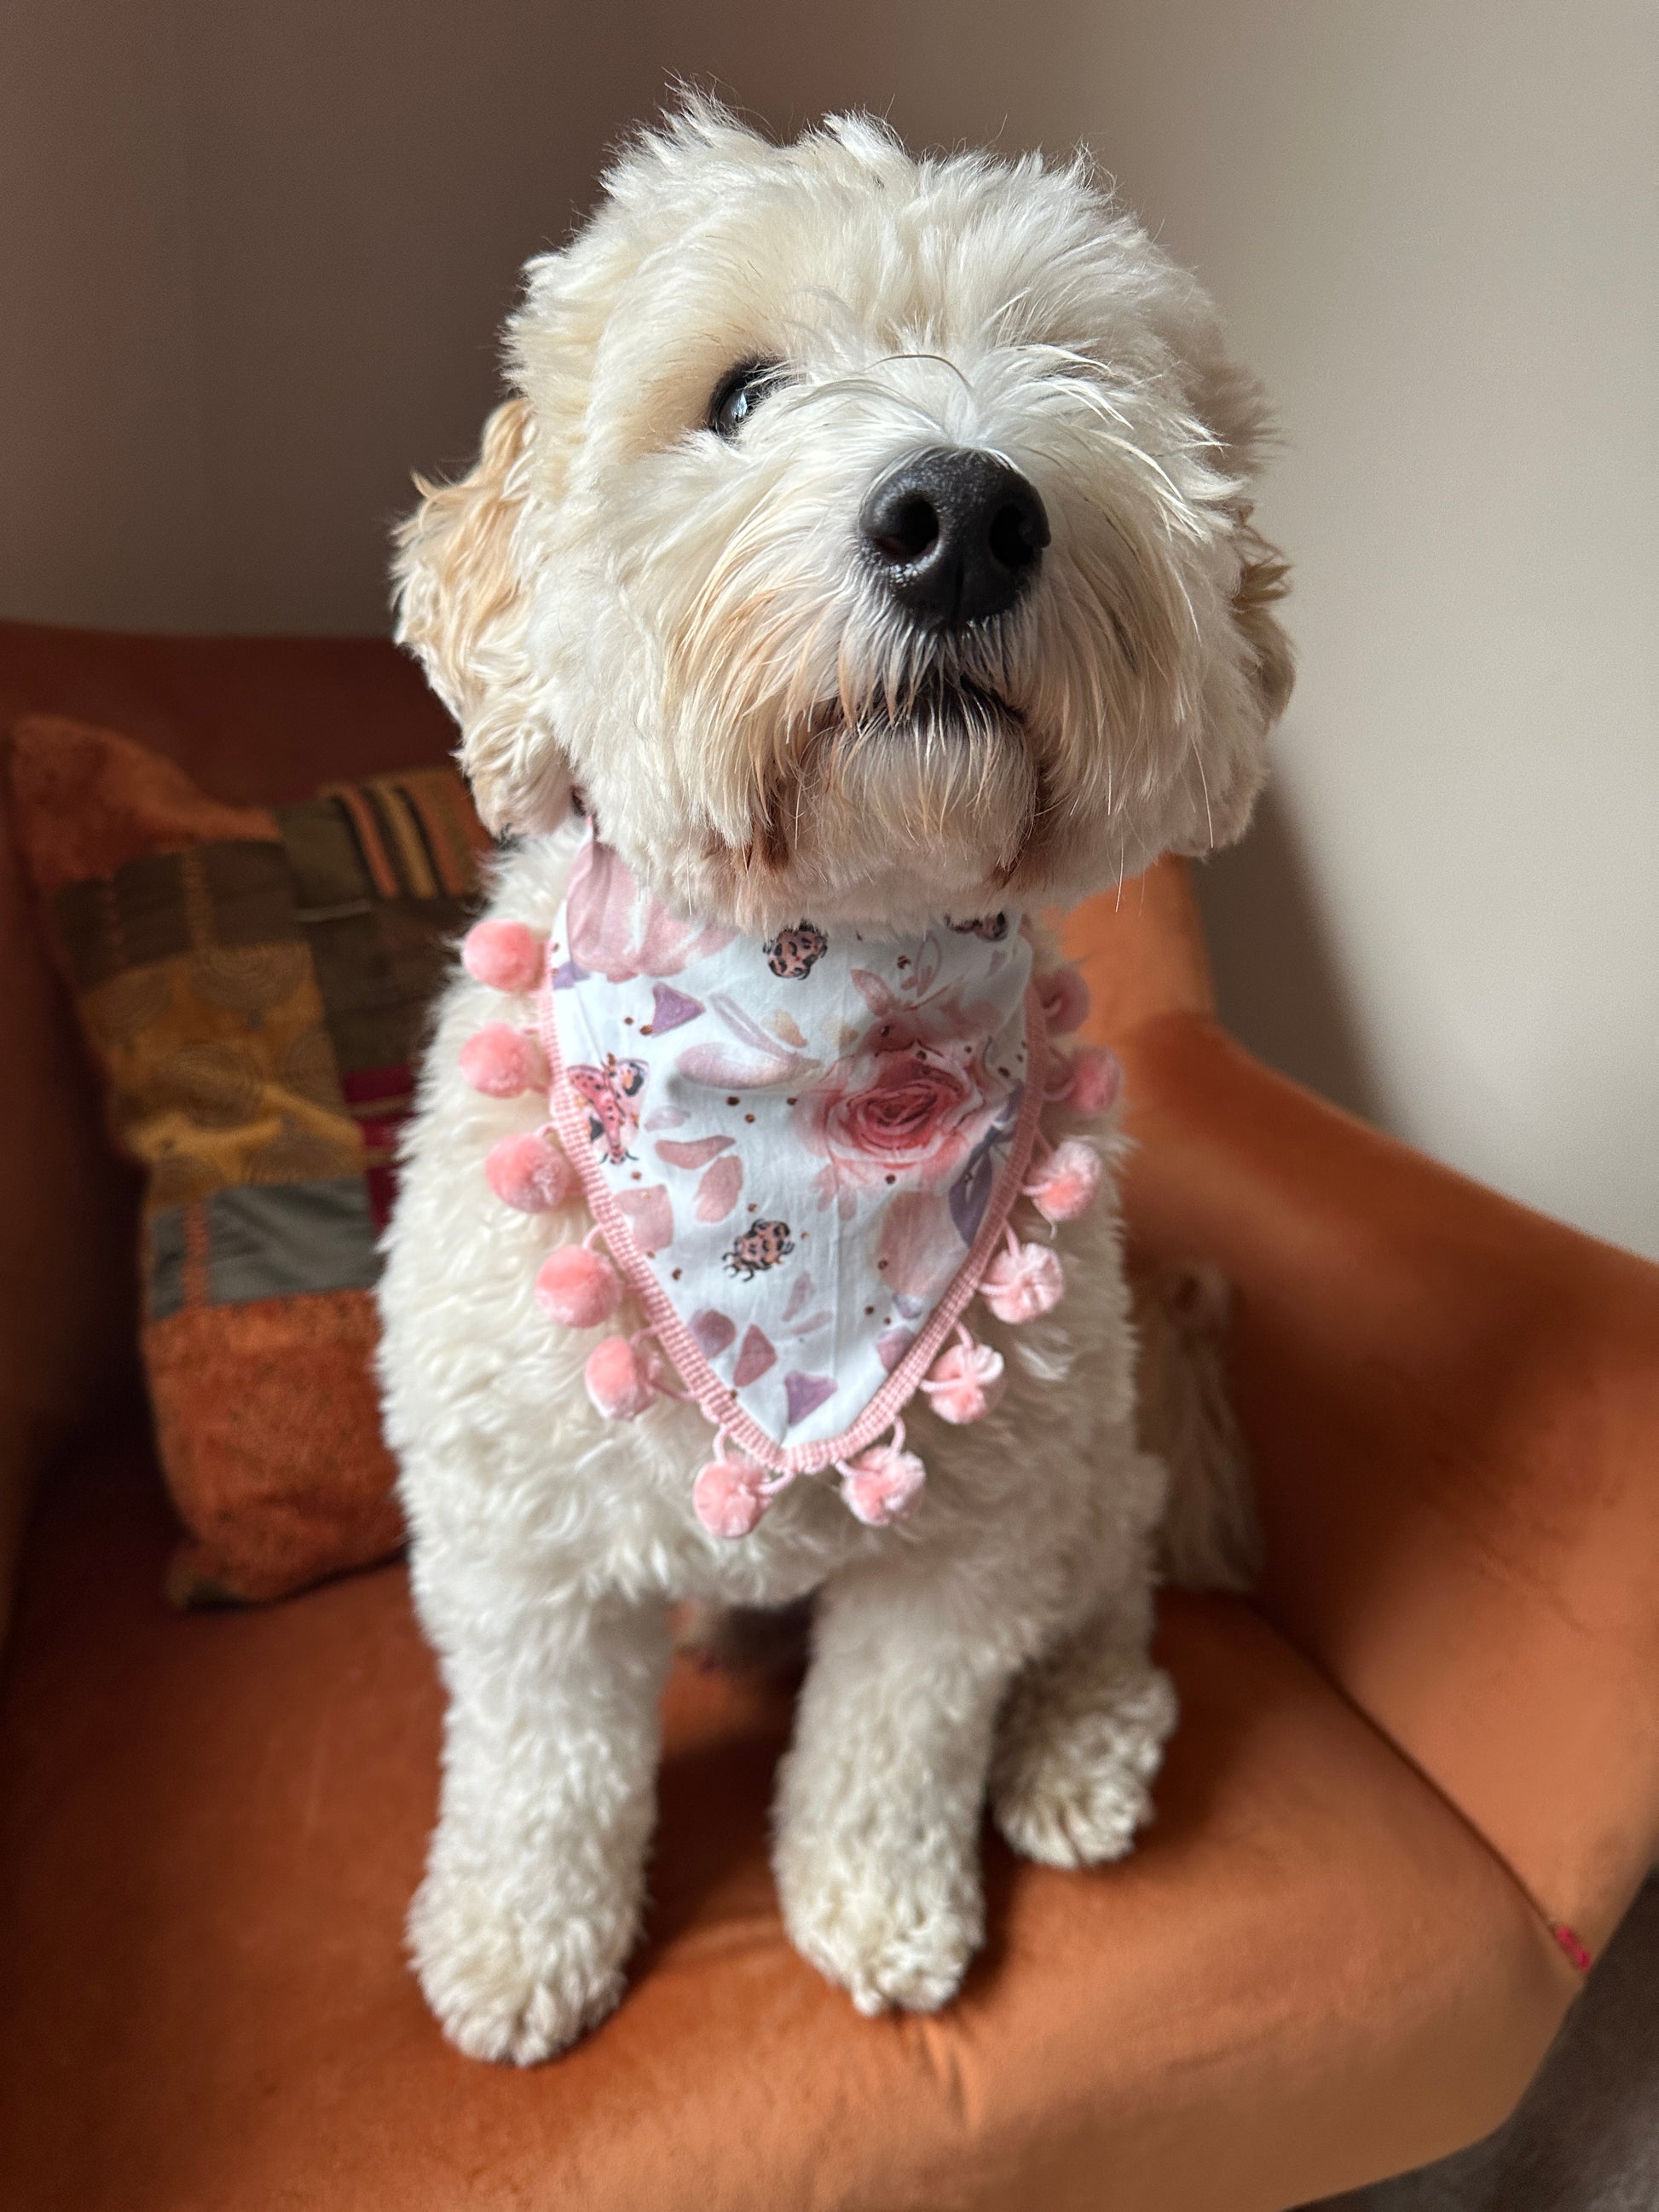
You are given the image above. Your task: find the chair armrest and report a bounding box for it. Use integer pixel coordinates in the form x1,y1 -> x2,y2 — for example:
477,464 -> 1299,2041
1104,1007 -> 1659,1956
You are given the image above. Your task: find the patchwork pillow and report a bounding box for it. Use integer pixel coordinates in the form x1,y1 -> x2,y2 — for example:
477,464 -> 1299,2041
9,715 -> 488,1603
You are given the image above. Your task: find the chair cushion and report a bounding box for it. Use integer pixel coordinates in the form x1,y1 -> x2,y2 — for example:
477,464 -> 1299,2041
0,1445 -> 1576,2212
7,715 -> 489,1603
0,622 -> 459,1634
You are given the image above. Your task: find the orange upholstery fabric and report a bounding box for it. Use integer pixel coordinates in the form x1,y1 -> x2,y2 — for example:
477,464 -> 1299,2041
1059,887 -> 1659,1962
0,1446 -> 1575,2212
1111,1016 -> 1659,1962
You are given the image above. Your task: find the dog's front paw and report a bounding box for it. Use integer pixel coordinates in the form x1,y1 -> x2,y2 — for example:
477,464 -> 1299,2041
408,1867 -> 631,2065
992,1659 -> 1176,1869
776,1827 -> 984,2017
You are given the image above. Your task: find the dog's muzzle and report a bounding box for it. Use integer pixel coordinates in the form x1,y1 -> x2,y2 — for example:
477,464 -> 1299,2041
860,445 -> 1049,631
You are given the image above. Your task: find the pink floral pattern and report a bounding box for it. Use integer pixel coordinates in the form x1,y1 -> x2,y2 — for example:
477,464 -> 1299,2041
564,836 -> 735,983
542,829 -> 1049,1461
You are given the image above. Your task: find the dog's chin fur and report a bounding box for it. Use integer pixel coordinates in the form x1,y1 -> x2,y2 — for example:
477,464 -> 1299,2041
701,684 -> 1041,935
380,100 -> 1286,2066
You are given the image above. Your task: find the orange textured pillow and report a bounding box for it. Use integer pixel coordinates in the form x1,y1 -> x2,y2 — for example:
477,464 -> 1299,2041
9,714 -> 488,1603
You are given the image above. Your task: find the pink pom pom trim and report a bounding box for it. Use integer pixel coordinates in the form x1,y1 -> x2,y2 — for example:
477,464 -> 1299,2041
921,1329 -> 1006,1424
536,1239 -> 623,1329
1063,1044 -> 1122,1119
1026,1137 -> 1103,1225
484,1129 -> 574,1214
1038,964 -> 1091,1038
980,1232 -> 1065,1325
692,1454 -> 771,1539
459,1023 -> 548,1100
840,1432 -> 928,1526
462,919 -> 546,995
584,1333 -> 660,1421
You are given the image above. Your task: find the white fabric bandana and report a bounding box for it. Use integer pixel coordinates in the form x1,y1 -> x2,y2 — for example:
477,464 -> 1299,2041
536,830 -> 1048,1477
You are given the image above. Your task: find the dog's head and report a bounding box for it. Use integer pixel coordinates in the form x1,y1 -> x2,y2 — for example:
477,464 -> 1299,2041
396,103 -> 1292,931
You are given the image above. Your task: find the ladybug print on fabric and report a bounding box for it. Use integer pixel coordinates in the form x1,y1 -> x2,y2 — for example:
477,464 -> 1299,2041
764,922 -> 829,979
946,912 -> 1009,941
568,1054 -> 647,1164
725,1218 -> 795,1279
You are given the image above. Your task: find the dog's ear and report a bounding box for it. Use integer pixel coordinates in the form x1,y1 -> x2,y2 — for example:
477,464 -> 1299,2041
1159,334 -> 1296,853
1223,501 -> 1294,733
1187,353 -> 1296,730
393,396 -> 569,836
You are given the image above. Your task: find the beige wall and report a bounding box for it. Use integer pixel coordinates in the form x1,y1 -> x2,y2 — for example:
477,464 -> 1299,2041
4,2 -> 1655,1256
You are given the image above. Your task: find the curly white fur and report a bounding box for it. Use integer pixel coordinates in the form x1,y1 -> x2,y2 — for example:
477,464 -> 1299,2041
380,102 -> 1289,2064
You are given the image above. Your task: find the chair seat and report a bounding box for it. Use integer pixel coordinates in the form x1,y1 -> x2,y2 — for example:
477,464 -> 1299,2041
0,1445 -> 1572,2212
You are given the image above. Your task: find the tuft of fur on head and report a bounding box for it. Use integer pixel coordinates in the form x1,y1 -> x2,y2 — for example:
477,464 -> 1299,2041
395,99 -> 1292,932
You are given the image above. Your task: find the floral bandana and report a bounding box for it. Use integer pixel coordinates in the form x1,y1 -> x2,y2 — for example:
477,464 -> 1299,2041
460,831 -> 1112,1536
544,829 -> 1043,1453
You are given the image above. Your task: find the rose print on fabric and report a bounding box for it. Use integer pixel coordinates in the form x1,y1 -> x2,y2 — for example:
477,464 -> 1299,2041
793,1036 -> 997,1216
568,1055 -> 646,1164
565,836 -> 736,983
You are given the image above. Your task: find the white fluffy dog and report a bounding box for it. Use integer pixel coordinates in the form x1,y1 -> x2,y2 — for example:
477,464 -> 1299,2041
379,102 -> 1291,2065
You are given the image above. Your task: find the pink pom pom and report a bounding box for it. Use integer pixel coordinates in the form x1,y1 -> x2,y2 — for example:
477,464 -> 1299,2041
459,1023 -> 548,1100
1038,965 -> 1091,1038
841,1444 -> 928,1527
1026,1138 -> 1103,1225
980,1239 -> 1065,1325
584,1335 -> 658,1421
1064,1044 -> 1123,1119
535,1243 -> 622,1328
921,1336 -> 1006,1424
484,1130 -> 574,1214
462,919 -> 546,995
692,1456 -> 769,1539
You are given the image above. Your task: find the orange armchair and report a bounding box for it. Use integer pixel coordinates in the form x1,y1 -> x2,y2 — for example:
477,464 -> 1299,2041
3,622 -> 1656,2212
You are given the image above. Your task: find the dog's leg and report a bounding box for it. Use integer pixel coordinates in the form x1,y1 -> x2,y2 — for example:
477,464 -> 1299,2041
772,1549 -> 1049,2016
408,1574 -> 671,2064
990,1461 -> 1177,1868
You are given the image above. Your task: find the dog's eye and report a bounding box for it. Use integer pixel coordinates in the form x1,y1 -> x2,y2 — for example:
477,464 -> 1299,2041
708,360 -> 783,440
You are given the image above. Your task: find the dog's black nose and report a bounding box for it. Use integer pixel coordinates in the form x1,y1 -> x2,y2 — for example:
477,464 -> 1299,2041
860,447 -> 1049,628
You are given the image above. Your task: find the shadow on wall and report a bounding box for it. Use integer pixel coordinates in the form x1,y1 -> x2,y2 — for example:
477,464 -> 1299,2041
1192,783 -> 1384,1129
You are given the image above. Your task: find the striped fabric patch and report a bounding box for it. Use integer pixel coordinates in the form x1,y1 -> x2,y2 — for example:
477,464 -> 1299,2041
275,773 -> 483,1080
309,767 -> 490,901
54,841 -> 299,991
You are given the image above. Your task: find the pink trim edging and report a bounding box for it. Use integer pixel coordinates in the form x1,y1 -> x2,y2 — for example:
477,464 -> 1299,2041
1549,1922 -> 1593,1973
539,958 -> 1050,1477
